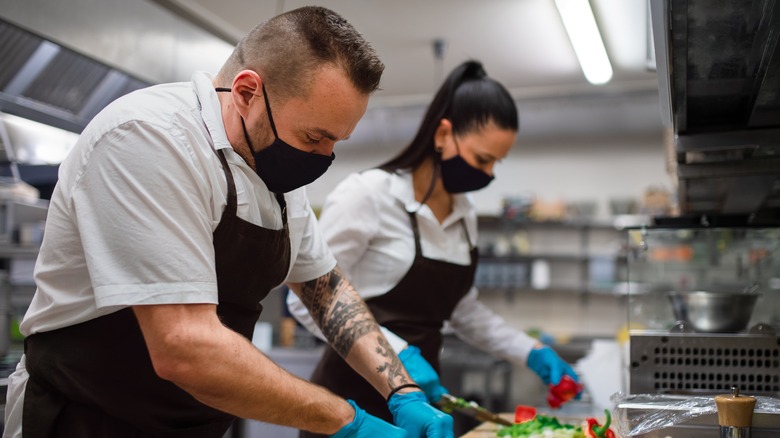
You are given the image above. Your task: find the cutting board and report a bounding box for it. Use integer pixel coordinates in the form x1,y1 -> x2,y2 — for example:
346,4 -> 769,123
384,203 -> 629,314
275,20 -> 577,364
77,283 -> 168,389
459,413 -> 594,438
459,413 -> 512,438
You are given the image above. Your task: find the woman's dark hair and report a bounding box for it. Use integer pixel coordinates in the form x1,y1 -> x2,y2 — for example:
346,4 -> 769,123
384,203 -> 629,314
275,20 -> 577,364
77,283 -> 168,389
379,60 -> 518,173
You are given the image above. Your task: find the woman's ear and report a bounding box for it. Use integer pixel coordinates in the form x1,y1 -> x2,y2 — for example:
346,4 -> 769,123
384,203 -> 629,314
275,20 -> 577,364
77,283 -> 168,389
434,119 -> 453,153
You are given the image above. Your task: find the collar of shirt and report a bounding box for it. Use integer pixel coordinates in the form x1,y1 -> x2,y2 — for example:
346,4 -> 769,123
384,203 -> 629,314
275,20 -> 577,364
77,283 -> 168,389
388,169 -> 475,229
192,72 -> 232,153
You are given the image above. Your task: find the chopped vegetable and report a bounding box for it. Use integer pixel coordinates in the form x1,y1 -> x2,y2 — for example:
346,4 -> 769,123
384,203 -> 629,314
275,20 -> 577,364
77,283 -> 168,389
514,405 -> 537,423
584,409 -> 615,438
497,414 -> 585,438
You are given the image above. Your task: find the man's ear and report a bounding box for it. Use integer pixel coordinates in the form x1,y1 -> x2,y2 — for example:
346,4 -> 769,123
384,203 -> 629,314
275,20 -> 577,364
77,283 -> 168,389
231,70 -> 263,115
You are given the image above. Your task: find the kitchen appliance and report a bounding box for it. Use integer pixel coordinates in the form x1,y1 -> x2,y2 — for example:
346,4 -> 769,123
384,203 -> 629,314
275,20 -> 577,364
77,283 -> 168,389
619,224 -> 780,437
622,0 -> 780,431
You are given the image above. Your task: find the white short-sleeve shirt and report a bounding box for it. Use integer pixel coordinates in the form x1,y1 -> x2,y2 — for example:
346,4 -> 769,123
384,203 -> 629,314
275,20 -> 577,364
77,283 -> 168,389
4,72 -> 337,437
20,71 -> 336,334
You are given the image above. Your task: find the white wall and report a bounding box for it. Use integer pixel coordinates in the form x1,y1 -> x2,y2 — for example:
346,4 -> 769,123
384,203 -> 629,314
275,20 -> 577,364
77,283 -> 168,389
482,134 -> 673,217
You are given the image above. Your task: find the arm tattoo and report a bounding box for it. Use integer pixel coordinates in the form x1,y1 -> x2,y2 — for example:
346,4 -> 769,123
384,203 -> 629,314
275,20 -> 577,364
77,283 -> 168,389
299,267 -> 377,357
375,335 -> 410,388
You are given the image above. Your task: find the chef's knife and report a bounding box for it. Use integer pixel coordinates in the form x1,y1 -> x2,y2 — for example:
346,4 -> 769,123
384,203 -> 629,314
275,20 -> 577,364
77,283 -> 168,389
437,393 -> 514,426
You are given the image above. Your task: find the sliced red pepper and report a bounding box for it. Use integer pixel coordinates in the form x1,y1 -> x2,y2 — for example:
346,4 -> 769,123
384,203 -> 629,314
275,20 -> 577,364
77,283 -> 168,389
585,409 -> 615,438
513,405 -> 536,423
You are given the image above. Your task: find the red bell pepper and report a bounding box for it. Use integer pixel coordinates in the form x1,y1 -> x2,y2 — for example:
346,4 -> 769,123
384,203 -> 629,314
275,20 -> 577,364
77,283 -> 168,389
585,409 -> 615,438
546,375 -> 583,408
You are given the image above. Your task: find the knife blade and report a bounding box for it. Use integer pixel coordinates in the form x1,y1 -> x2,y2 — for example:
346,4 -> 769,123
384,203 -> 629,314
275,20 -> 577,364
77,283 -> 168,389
437,393 -> 514,426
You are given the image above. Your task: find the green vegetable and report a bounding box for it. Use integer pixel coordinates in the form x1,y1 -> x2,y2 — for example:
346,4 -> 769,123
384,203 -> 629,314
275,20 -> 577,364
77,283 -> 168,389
497,415 -> 585,438
440,396 -> 472,413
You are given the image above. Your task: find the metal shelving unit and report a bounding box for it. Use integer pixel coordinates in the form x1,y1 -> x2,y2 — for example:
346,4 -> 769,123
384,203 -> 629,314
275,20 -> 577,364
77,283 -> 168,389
475,216 -> 633,295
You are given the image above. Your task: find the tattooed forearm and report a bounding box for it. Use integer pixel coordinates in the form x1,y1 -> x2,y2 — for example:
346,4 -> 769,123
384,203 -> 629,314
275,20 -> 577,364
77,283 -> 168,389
375,335 -> 410,388
299,267 -> 378,357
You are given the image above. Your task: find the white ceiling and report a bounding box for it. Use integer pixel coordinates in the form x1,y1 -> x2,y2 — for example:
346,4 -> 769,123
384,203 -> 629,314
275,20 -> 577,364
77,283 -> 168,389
163,0 -> 659,104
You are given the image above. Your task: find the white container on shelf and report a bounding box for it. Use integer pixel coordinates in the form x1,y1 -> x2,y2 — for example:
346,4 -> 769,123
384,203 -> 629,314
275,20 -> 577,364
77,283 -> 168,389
531,259 -> 550,289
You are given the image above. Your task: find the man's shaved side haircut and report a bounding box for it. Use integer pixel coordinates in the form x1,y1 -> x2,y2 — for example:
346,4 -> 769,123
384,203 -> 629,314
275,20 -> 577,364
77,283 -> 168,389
216,6 -> 384,101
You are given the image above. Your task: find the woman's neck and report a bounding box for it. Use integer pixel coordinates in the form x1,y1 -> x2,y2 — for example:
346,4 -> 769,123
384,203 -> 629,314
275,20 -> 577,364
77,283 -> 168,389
412,157 -> 453,223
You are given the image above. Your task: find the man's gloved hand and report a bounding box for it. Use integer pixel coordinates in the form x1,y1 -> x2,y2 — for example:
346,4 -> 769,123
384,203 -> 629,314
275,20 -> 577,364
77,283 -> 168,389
526,345 -> 578,386
398,346 -> 447,403
331,400 -> 408,438
388,391 -> 453,438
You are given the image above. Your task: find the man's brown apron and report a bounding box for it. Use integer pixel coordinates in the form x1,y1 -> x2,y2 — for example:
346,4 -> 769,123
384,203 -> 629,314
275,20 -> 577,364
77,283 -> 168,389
22,149 -> 290,437
301,209 -> 477,438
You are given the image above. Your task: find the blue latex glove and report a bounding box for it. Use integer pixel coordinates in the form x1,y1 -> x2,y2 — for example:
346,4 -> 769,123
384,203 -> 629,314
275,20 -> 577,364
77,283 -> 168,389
398,346 -> 448,403
331,400 -> 408,438
388,391 -> 454,438
526,346 -> 578,386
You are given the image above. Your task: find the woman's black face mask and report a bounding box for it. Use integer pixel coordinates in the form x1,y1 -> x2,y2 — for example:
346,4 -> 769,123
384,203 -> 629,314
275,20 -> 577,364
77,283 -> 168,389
216,85 -> 334,194
439,136 -> 494,193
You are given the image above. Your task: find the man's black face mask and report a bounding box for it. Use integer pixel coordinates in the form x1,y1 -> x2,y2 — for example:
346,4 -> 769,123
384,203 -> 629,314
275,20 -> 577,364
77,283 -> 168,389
217,85 -> 334,194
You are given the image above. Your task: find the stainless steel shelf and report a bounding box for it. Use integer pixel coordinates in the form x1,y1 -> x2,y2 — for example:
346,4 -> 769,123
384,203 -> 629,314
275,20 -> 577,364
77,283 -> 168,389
480,253 -> 627,262
0,245 -> 40,258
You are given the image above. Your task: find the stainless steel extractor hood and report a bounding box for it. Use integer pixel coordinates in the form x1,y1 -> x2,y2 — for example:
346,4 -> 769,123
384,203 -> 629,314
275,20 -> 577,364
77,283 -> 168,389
650,0 -> 780,224
0,18 -> 150,133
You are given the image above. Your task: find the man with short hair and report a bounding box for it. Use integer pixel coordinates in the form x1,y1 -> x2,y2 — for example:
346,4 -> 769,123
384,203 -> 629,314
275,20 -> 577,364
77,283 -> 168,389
4,6 -> 452,438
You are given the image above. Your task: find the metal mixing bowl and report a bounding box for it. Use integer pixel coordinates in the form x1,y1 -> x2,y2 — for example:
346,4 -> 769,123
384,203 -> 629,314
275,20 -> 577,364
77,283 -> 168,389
668,291 -> 760,333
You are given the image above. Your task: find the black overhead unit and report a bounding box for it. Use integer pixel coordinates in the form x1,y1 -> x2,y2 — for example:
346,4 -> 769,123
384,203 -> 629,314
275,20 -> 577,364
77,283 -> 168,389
650,0 -> 780,224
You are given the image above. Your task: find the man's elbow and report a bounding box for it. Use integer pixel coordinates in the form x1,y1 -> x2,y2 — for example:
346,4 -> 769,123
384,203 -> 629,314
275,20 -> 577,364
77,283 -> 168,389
145,329 -> 204,385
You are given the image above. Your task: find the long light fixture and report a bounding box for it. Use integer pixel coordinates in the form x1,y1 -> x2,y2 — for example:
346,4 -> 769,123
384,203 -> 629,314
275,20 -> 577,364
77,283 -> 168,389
555,0 -> 613,85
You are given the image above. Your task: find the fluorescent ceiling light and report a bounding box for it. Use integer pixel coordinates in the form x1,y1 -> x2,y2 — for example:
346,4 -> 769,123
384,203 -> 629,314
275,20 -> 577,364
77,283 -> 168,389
555,0 -> 613,85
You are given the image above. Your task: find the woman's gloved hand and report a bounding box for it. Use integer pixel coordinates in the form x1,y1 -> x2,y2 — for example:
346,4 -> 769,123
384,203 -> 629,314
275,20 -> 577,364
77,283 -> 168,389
331,400 -> 409,438
387,391 -> 454,438
398,346 -> 448,403
526,345 -> 578,386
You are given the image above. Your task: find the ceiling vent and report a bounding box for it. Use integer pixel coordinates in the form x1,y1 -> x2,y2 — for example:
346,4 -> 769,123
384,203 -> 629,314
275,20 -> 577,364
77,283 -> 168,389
0,18 -> 150,133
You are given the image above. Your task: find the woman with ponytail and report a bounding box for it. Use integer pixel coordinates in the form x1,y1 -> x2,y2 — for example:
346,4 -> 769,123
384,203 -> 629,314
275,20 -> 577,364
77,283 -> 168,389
290,61 -> 579,435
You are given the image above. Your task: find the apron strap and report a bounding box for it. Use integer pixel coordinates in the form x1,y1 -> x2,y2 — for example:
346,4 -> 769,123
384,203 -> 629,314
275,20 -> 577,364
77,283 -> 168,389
459,218 -> 473,248
275,192 -> 287,224
407,211 -> 474,254
407,212 -> 423,256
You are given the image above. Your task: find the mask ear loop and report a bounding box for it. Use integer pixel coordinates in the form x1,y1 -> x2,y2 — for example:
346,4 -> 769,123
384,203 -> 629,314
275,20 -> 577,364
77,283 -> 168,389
260,83 -> 279,139
215,86 -> 256,153
411,148 -> 442,214
421,126 -> 462,206
216,84 -> 278,140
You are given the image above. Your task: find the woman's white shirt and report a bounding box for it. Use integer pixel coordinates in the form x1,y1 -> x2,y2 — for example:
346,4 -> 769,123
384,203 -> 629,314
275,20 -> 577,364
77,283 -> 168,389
287,169 -> 536,362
